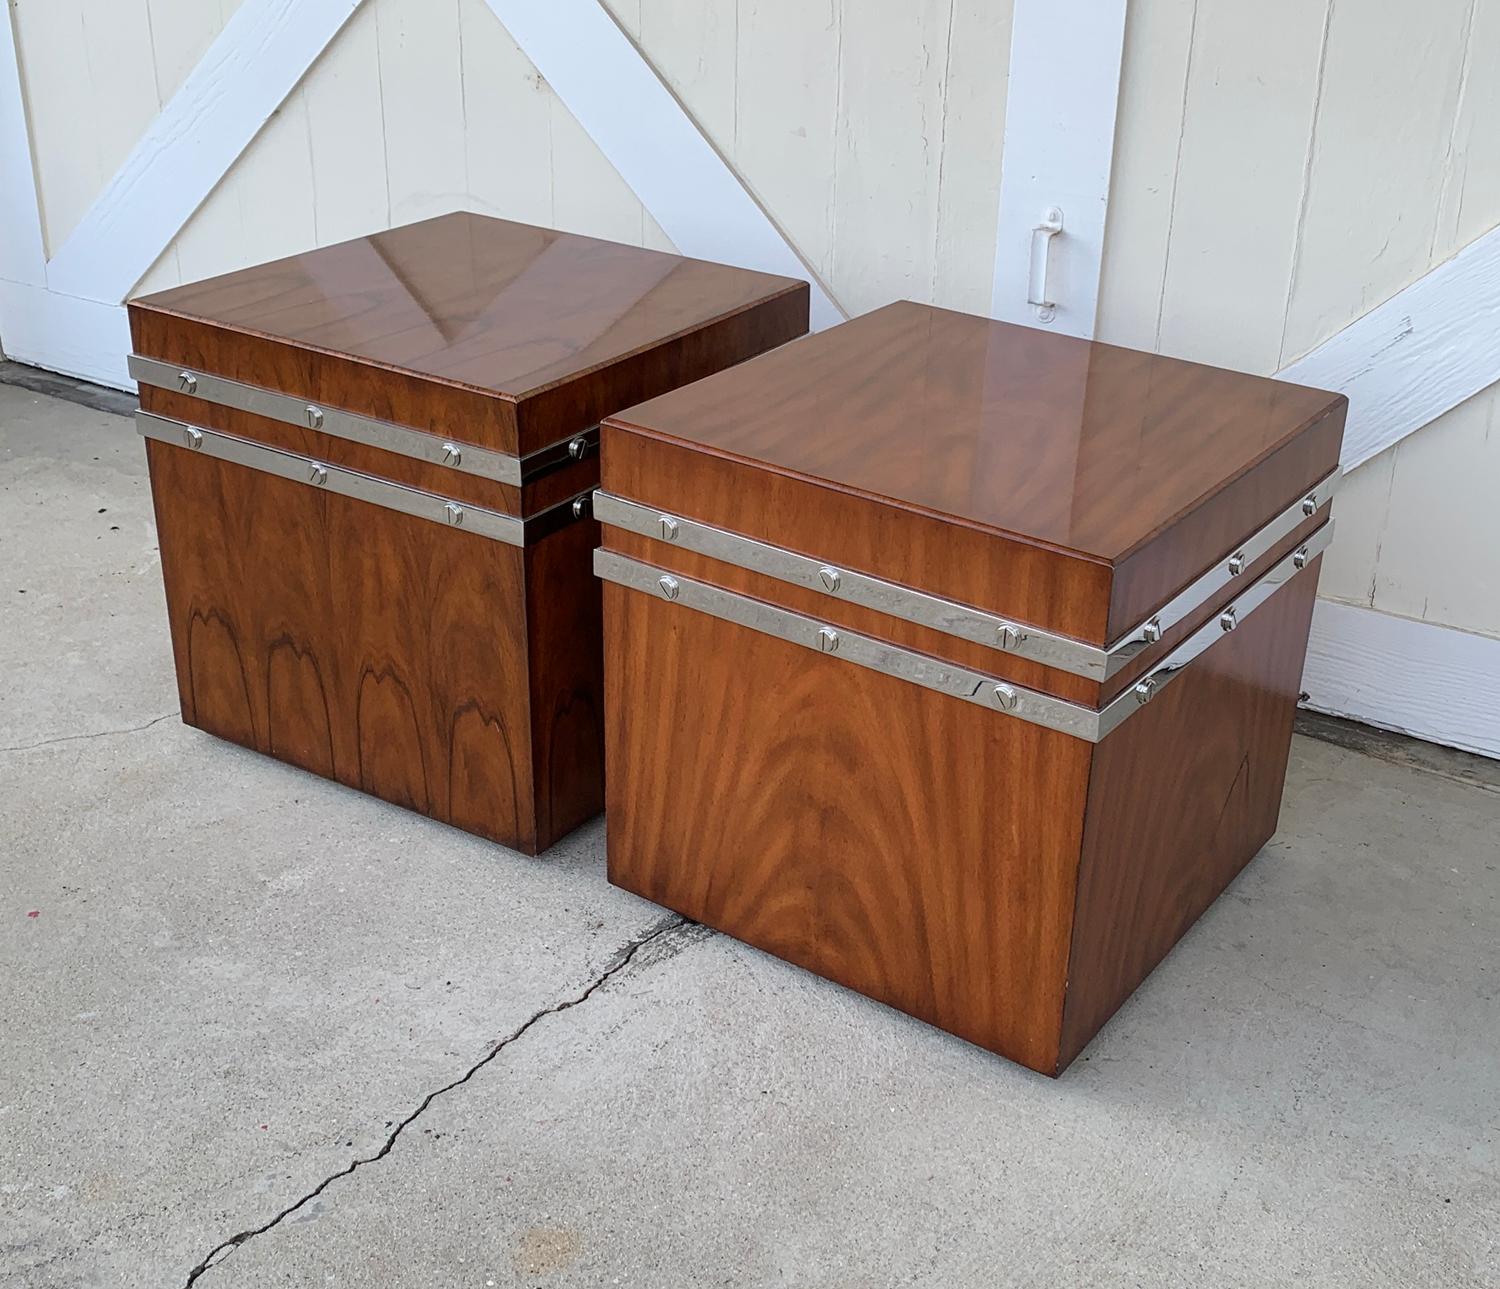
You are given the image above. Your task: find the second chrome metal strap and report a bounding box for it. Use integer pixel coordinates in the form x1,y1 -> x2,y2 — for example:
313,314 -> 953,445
137,412 -> 591,548
594,470 -> 1339,681
129,354 -> 598,487
595,521 -> 1332,743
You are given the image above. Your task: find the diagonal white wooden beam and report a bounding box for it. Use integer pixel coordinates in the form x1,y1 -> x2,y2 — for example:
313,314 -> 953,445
990,0 -> 1128,340
0,5 -> 43,289
485,0 -> 844,331
1280,223 -> 1500,471
45,0 -> 364,305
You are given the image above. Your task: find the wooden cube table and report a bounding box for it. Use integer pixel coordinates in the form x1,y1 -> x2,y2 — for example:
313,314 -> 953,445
129,212 -> 807,854
595,301 -> 1346,1073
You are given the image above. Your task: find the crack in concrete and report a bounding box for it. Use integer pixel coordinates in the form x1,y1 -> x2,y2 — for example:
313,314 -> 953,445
0,712 -> 178,755
182,913 -> 690,1286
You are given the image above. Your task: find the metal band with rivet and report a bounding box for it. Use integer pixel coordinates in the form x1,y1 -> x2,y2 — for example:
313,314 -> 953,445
594,520 -> 1332,744
593,470 -> 1339,682
129,354 -> 599,487
136,412 -> 591,548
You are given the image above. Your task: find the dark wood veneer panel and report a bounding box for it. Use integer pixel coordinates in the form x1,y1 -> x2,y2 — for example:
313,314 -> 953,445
1057,557 -> 1322,1071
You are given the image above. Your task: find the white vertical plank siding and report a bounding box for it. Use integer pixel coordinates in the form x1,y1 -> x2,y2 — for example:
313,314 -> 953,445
305,1 -> 390,245
732,0 -> 841,292
990,0 -> 1126,339
1154,0 -> 1330,371
44,0 -> 362,303
377,0 -> 468,227
0,4 -> 44,286
832,1 -> 951,318
1094,0 -> 1196,352
488,0 -> 842,328
459,0 -> 551,229
930,0 -> 1012,316
1278,0 -> 1472,367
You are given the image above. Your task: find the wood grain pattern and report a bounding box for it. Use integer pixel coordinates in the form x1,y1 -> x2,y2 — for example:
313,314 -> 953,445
604,300 -> 1344,640
604,425 -> 1116,645
1057,556 -> 1323,1070
147,437 -> 546,850
603,580 -> 1095,1074
130,211 -> 810,454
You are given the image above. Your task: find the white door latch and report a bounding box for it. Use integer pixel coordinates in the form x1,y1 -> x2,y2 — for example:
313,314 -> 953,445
1028,207 -> 1064,321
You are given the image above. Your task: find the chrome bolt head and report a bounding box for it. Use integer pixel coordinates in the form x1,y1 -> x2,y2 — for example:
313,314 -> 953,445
305,406 -> 324,429
816,627 -> 840,653
1302,492 -> 1318,517
1220,607 -> 1238,632
1228,551 -> 1247,576
992,684 -> 1019,711
818,566 -> 842,593
445,501 -> 465,526
659,516 -> 680,541
657,575 -> 680,601
308,463 -> 328,486
183,426 -> 204,450
1293,545 -> 1309,570
996,624 -> 1022,651
568,436 -> 589,461
571,496 -> 590,520
440,443 -> 462,466
1134,678 -> 1158,705
1142,618 -> 1163,644
177,371 -> 198,394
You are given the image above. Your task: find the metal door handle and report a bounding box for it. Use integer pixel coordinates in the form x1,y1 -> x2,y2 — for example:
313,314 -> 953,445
1028,207 -> 1064,309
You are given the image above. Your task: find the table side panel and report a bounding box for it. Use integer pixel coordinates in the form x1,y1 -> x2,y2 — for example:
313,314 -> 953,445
524,518 -> 607,850
603,581 -> 1095,1074
1058,555 -> 1323,1071
146,439 -> 541,850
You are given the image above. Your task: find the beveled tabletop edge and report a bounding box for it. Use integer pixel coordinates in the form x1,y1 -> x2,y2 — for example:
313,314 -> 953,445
603,374 -> 1346,570
1106,395 -> 1347,565
600,419 -> 1115,569
128,214 -> 809,405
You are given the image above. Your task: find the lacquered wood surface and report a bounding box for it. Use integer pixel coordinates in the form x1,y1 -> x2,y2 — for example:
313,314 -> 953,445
603,580 -> 1095,1073
1057,556 -> 1322,1070
131,213 -> 809,454
147,439 -> 599,854
605,300 -> 1344,633
604,425 -> 1116,645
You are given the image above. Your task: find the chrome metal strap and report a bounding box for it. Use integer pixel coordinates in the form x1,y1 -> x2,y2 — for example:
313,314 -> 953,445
594,470 -> 1338,680
129,354 -> 598,486
138,412 -> 590,547
595,521 -> 1332,743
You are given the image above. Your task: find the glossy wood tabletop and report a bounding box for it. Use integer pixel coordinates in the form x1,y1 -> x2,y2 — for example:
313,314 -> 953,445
609,301 -> 1344,563
132,212 -> 808,454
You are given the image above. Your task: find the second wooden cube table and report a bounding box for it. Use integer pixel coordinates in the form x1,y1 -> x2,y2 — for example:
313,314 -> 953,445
595,301 -> 1345,1075
129,213 -> 807,854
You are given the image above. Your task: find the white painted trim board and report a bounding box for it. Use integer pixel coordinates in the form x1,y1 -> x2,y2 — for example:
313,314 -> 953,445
1302,598 -> 1500,760
45,0 -> 365,305
990,0 -> 1127,339
1281,223 -> 1500,472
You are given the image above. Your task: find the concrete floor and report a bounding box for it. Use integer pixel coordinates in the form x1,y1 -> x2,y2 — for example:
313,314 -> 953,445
2,375 -> 1497,1288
